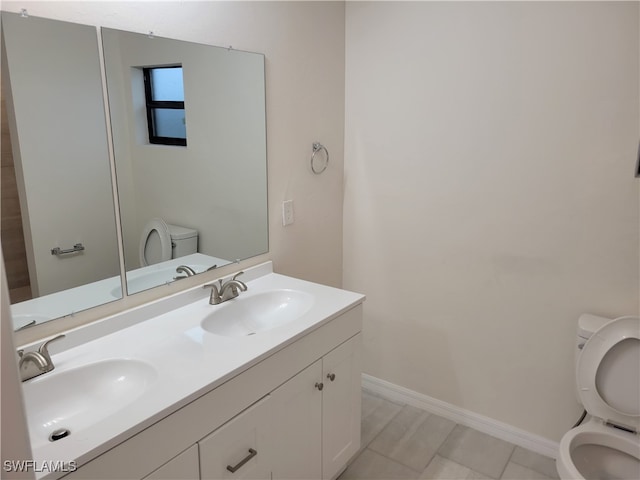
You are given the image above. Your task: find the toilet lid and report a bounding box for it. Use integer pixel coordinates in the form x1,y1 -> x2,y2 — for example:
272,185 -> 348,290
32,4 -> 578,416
577,316 -> 640,432
139,218 -> 172,266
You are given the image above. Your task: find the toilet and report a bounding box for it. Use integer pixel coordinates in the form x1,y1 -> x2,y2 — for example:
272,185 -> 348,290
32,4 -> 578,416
139,218 -> 198,266
557,314 -> 640,479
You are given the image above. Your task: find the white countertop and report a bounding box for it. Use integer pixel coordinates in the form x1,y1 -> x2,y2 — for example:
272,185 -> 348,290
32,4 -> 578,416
21,262 -> 364,479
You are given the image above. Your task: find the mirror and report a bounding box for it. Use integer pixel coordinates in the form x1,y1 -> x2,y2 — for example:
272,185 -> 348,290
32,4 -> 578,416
0,12 -> 269,331
1,12 -> 122,330
101,28 -> 268,295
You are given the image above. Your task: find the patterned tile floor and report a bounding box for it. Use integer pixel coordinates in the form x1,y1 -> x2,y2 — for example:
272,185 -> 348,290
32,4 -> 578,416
340,391 -> 559,480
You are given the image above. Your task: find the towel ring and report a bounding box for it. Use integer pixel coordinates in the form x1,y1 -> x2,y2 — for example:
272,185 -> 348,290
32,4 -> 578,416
311,142 -> 329,174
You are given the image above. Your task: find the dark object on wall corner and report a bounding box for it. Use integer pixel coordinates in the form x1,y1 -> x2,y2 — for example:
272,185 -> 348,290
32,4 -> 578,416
572,409 -> 587,428
636,140 -> 640,178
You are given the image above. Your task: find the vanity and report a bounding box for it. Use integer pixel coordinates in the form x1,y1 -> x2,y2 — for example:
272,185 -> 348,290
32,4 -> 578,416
2,10 -> 362,479
20,262 -> 365,480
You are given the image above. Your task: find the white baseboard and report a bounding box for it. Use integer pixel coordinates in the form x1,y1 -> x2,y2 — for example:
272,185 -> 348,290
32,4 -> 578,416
362,374 -> 559,459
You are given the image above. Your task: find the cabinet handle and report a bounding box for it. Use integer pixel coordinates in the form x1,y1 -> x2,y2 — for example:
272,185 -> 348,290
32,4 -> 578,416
315,382 -> 324,391
226,448 -> 257,473
327,373 -> 336,382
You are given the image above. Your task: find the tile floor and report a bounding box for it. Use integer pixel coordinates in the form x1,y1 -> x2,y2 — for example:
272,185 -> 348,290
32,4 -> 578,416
340,391 -> 559,480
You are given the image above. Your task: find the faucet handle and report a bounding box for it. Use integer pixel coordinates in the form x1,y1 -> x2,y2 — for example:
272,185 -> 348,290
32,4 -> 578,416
231,271 -> 247,288
38,334 -> 65,362
232,271 -> 245,281
203,280 -> 224,304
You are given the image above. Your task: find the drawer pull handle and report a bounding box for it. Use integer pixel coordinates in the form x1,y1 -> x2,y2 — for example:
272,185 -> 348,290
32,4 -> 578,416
226,448 -> 257,473
327,373 -> 336,381
315,382 -> 324,391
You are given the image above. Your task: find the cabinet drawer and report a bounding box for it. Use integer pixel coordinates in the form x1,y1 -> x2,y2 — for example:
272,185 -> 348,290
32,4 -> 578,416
199,395 -> 271,480
143,445 -> 199,480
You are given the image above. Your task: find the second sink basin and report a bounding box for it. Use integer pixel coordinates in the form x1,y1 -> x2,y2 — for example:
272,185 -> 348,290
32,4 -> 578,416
22,359 -> 157,448
201,289 -> 314,337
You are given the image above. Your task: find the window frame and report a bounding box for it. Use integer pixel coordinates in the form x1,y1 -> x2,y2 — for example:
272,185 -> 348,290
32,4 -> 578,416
143,66 -> 187,146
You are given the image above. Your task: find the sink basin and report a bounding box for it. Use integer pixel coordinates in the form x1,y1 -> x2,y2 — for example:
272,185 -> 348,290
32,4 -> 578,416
22,359 -> 157,447
200,289 -> 314,337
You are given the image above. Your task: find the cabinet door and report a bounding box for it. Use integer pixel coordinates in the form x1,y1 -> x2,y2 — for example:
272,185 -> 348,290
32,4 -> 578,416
271,360 -> 323,480
199,395 -> 271,480
322,334 -> 362,480
143,445 -> 199,480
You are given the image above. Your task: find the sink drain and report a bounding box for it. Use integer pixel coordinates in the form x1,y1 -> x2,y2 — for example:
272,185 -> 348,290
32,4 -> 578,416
49,428 -> 70,442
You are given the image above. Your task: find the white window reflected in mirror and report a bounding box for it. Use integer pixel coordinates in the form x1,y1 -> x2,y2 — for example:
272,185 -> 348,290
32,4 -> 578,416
143,65 -> 187,146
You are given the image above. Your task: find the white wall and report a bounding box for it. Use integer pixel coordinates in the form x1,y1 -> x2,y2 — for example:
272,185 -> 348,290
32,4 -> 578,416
344,1 -> 639,443
2,0 -> 346,289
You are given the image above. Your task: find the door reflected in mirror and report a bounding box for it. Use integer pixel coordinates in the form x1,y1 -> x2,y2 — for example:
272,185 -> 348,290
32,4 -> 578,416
1,12 -> 122,330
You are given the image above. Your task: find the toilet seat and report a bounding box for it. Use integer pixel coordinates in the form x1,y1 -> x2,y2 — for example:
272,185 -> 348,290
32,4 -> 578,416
558,316 -> 640,480
576,315 -> 639,432
139,218 -> 172,266
558,420 -> 640,480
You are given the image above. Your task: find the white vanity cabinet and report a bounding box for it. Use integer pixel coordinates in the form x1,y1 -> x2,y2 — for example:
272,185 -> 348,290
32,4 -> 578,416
61,304 -> 363,480
271,360 -> 323,479
199,396 -> 272,480
321,335 -> 362,480
143,445 -> 199,480
271,334 -> 361,480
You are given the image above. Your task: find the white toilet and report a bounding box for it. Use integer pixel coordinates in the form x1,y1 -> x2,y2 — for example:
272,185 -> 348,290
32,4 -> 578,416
557,314 -> 640,479
139,218 -> 198,266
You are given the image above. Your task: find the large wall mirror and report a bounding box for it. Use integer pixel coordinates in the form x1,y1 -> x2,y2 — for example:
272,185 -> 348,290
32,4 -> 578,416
1,12 -> 122,329
0,12 -> 269,331
101,28 -> 268,295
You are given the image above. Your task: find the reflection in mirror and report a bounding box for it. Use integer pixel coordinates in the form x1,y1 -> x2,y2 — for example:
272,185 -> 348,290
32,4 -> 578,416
101,28 -> 268,295
0,12 -> 122,330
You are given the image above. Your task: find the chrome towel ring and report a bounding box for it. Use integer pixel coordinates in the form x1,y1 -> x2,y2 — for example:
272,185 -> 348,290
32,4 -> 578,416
311,142 -> 329,174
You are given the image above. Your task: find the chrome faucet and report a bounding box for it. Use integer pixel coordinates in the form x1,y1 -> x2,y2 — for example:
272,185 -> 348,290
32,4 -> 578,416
203,272 -> 248,305
17,334 -> 65,382
176,265 -> 197,276
174,265 -> 198,280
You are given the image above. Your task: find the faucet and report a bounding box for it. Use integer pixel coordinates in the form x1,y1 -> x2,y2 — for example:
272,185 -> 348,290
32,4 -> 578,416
176,265 -> 197,276
203,272 -> 248,305
174,265 -> 197,280
17,334 -> 65,382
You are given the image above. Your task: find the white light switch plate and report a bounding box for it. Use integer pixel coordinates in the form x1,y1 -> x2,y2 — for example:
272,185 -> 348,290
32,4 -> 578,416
282,200 -> 294,226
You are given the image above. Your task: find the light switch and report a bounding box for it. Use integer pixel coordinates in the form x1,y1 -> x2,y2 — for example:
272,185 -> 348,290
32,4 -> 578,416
282,200 -> 294,226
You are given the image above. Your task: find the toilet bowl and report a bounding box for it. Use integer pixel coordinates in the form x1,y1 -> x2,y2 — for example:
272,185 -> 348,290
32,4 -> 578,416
139,218 -> 198,266
557,315 -> 640,479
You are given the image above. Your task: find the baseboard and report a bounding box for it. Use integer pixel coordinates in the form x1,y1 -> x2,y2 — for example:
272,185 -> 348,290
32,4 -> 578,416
362,374 -> 559,459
